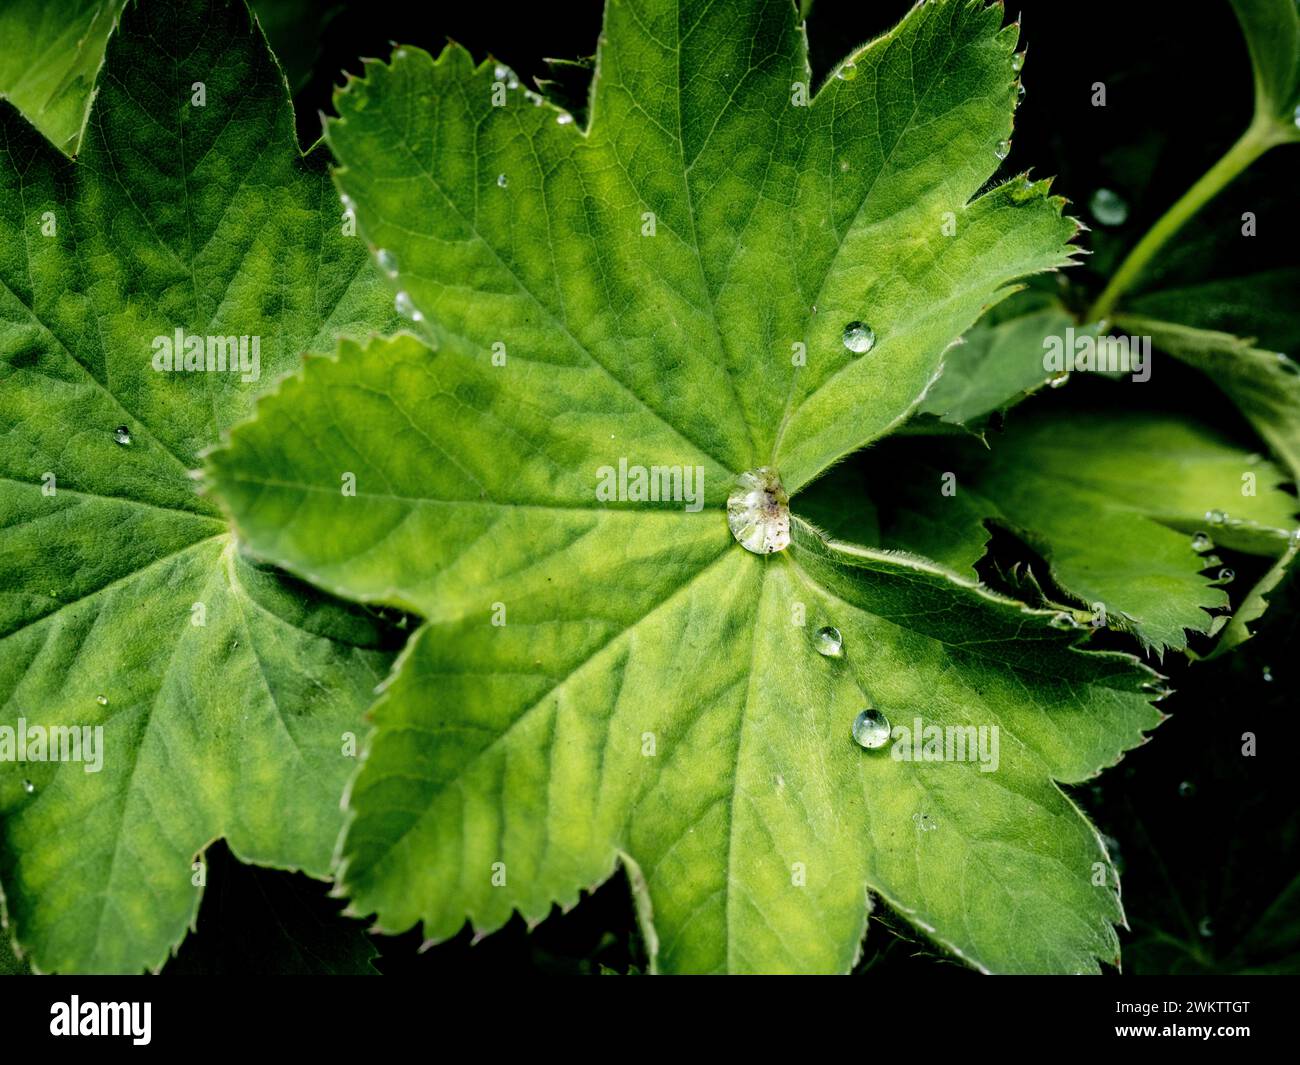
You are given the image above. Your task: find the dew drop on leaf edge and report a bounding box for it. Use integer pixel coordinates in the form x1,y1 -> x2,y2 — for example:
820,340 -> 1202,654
841,320 -> 876,355
814,626 -> 843,657
851,707 -> 890,750
375,248 -> 397,277
994,139 -> 1011,160
1191,531 -> 1214,554
113,425 -> 131,446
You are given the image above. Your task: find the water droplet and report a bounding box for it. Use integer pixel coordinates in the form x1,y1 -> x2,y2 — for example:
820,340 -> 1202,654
1178,780 -> 1196,798
1016,82 -> 1025,100
814,626 -> 843,657
912,811 -> 938,832
1212,567 -> 1235,585
852,707 -> 891,750
841,320 -> 876,355
395,291 -> 423,322
1011,52 -> 1025,73
1049,611 -> 1081,630
113,425 -> 132,446
1198,916 -> 1214,938
493,64 -> 508,81
375,248 -> 398,277
1205,509 -> 1227,526
496,173 -> 509,188
1276,352 -> 1300,375
339,193 -> 355,212
1048,370 -> 1070,389
22,779 -> 34,795
1294,102 -> 1300,129
1191,531 -> 1214,554
556,113 -> 574,125
1262,664 -> 1274,683
994,139 -> 1011,160
1089,188 -> 1128,227
836,61 -> 858,81
727,467 -> 790,554
96,694 -> 108,706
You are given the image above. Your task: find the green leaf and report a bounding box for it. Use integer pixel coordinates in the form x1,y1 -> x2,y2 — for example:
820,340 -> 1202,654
909,285 -> 1091,431
0,0 -> 127,155
0,0 -> 397,973
1116,316 -> 1300,484
855,407 -> 1298,652
0,0 -> 339,155
1209,538 -> 1299,656
211,0 -> 1165,973
1229,0 -> 1300,139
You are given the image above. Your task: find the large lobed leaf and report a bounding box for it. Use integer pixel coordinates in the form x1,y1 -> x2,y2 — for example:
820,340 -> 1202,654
0,0 -> 396,972
210,0 -> 1166,972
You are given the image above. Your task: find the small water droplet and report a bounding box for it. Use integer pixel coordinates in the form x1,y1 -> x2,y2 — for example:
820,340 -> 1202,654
376,248 -> 398,276
1016,82 -> 1025,100
1178,780 -> 1196,798
556,113 -> 574,125
1276,352 -> 1300,375
496,173 -> 509,188
1205,509 -> 1227,525
1048,370 -> 1070,389
96,694 -> 108,706
1191,531 -> 1214,554
852,707 -> 891,750
339,193 -> 355,212
395,291 -> 423,322
836,61 -> 858,81
1089,188 -> 1128,227
1212,567 -> 1235,586
22,779 -> 35,795
841,320 -> 876,355
1262,664 -> 1274,683
1198,916 -> 1214,938
727,467 -> 790,554
814,626 -> 843,657
1011,52 -> 1025,73
113,425 -> 132,446
494,64 -> 508,81
912,811 -> 938,832
1294,102 -> 1300,129
994,139 -> 1011,160
1049,611 -> 1081,630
